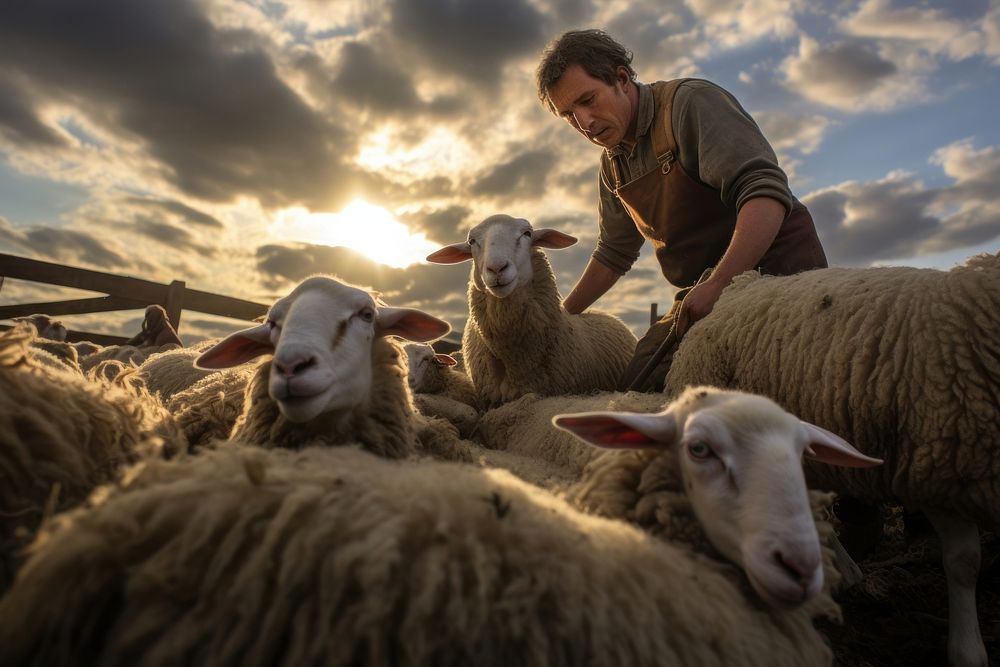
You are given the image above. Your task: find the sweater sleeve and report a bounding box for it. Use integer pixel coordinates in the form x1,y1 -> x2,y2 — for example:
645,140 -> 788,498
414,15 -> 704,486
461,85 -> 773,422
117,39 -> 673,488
672,80 -> 793,215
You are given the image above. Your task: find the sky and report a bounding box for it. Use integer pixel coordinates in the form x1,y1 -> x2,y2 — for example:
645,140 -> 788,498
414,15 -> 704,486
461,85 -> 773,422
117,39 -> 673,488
1,0 -> 999,343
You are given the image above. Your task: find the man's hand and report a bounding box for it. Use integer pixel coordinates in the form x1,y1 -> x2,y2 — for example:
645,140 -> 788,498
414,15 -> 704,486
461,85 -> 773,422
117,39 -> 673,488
677,278 -> 726,336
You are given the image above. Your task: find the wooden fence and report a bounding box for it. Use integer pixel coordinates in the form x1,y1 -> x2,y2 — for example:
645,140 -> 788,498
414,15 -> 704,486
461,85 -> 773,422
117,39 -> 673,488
0,253 -> 464,352
0,253 -> 268,345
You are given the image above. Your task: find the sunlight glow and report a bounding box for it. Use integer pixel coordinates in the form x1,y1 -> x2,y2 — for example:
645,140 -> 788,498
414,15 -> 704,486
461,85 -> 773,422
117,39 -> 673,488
270,200 -> 439,268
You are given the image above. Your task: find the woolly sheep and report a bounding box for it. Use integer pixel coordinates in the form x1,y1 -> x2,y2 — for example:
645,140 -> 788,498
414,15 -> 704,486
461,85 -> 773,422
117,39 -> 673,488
127,339 -> 217,402
553,385 -> 881,607
193,275 -> 469,461
404,342 -> 480,437
0,325 -> 182,591
124,304 -> 183,347
663,253 -> 1000,667
427,214 -> 637,407
12,313 -> 67,341
0,443 -> 838,666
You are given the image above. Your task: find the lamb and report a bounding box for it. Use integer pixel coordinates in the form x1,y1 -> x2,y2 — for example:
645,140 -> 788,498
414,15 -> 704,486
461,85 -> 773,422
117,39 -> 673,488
0,442 -> 839,666
0,325 -> 182,591
427,214 -> 637,407
663,253 -> 1000,667
553,386 -> 881,607
190,275 -> 470,461
124,303 -> 184,347
12,313 -> 67,341
404,342 -> 480,438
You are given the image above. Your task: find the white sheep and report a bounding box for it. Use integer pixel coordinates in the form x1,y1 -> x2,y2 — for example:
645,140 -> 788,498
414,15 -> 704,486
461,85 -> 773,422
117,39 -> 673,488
663,253 -> 1000,667
404,342 -> 480,438
12,313 -> 67,341
427,214 -> 637,407
128,340 -> 217,402
553,385 -> 882,608
0,325 -> 182,591
191,275 -> 470,461
0,443 -> 839,666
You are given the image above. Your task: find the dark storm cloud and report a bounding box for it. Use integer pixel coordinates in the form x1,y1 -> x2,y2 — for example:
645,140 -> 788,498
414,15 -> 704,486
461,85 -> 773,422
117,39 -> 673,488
0,74 -> 68,148
333,41 -> 422,113
131,220 -> 218,257
469,150 -> 558,198
125,198 -> 225,229
400,205 -> 473,240
0,0 -> 367,209
792,41 -> 898,97
805,179 -> 940,264
387,0 -> 548,81
0,217 -> 141,272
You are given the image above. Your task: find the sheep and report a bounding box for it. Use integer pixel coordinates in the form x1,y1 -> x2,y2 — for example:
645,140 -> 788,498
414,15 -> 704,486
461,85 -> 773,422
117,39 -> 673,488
476,391 -> 669,485
12,313 -> 67,341
0,325 -> 182,591
662,253 -> 1000,667
553,386 -> 881,606
127,339 -> 217,402
0,443 -> 840,666
124,304 -> 184,347
426,214 -> 637,408
191,275 -> 470,462
404,342 -> 480,438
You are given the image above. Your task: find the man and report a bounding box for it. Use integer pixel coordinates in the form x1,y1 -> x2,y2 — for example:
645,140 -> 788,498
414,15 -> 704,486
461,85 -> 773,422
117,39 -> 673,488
536,29 -> 828,391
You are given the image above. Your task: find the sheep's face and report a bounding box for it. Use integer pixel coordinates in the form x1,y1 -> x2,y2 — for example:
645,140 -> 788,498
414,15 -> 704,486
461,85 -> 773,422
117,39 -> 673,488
195,275 -> 451,425
266,280 -> 379,422
553,387 -> 881,608
404,342 -> 457,393
424,214 -> 577,298
468,215 -> 537,298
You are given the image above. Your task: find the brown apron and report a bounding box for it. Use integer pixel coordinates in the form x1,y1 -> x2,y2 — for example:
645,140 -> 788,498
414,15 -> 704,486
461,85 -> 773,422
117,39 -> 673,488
612,79 -> 828,391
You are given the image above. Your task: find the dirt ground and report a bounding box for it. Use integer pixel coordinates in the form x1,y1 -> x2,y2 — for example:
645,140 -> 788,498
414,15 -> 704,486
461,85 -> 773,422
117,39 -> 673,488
818,507 -> 999,667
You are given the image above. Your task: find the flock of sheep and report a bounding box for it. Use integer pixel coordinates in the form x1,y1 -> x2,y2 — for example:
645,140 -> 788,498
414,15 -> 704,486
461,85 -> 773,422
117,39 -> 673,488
0,213 -> 997,666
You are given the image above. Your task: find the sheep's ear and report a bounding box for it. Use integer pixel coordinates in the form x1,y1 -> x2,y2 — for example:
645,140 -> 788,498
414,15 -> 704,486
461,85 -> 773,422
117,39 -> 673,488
552,410 -> 678,449
802,421 -> 883,468
194,324 -> 274,369
434,353 -> 457,366
376,307 -> 451,343
426,243 -> 473,264
531,228 -> 577,249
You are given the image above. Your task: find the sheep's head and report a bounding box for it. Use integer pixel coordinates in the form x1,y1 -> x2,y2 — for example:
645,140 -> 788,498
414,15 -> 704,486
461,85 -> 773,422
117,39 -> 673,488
195,276 -> 450,423
554,386 -> 882,608
403,342 -> 457,393
425,214 -> 576,298
14,314 -> 67,342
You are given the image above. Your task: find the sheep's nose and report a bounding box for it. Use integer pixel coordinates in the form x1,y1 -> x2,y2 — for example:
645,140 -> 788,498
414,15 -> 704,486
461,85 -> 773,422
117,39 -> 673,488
486,260 -> 509,276
273,353 -> 316,379
772,549 -> 820,593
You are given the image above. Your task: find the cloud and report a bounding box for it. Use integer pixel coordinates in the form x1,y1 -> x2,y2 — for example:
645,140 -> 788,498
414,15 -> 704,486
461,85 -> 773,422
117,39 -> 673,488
803,139 -> 1000,264
0,0 -> 369,209
399,205 -> 473,241
753,111 -> 833,156
780,36 -> 912,111
839,0 -> 986,61
331,41 -> 423,113
0,215 -> 139,270
469,149 -> 558,199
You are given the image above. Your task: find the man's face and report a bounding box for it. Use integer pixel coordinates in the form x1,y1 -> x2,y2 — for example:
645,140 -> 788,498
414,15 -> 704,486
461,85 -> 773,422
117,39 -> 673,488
547,63 -> 635,149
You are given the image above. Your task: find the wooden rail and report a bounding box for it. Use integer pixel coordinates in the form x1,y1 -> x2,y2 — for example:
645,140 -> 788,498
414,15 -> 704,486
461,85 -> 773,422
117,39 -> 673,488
0,253 -> 268,345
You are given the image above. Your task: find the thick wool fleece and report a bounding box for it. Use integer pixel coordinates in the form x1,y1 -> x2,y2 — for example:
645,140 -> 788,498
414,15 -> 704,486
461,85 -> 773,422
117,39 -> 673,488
478,391 -> 668,482
132,342 -> 216,401
0,326 -> 181,591
464,249 -> 637,407
665,253 -> 1000,527
0,445 -> 835,667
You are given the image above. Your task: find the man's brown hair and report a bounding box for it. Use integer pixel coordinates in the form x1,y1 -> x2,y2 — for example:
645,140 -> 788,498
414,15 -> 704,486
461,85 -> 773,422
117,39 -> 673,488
535,29 -> 636,114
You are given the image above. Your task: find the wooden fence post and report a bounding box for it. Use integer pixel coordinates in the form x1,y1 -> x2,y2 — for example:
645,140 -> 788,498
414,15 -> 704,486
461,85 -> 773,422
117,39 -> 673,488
165,280 -> 185,332
650,302 -> 659,326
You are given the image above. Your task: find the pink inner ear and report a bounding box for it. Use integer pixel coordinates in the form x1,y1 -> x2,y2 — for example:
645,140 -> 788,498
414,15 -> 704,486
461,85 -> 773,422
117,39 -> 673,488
434,353 -> 457,366
802,421 -> 883,468
195,336 -> 274,369
553,414 -> 664,449
426,245 -> 472,264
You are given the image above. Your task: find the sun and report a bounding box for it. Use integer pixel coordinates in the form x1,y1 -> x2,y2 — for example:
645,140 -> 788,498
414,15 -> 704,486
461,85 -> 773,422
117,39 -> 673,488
270,200 -> 439,268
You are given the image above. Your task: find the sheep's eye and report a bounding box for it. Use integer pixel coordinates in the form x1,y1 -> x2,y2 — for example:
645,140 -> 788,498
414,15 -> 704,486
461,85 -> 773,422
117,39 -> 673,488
687,440 -> 713,459
468,238 -> 477,246
522,230 -> 532,237
359,309 -> 374,323
266,318 -> 279,330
